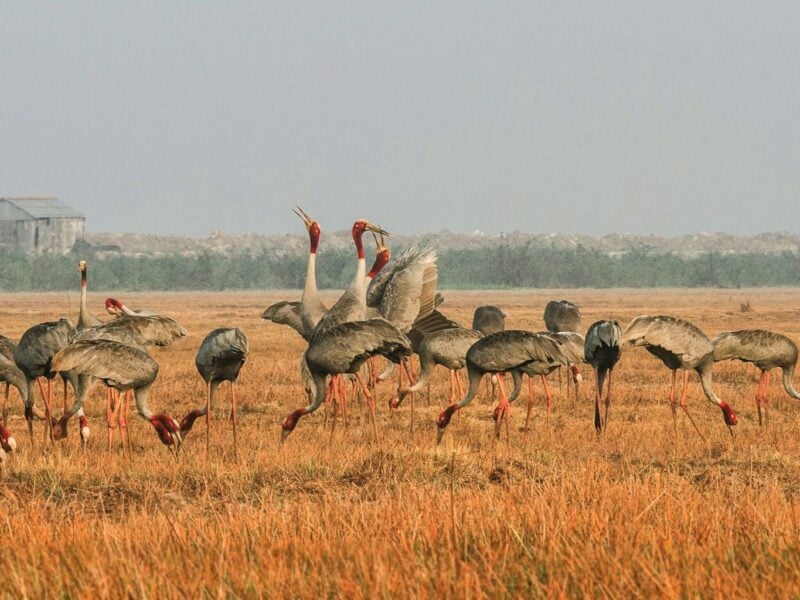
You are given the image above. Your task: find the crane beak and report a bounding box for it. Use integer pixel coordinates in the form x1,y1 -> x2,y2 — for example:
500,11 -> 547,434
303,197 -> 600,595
370,230 -> 388,252
365,222 -> 390,237
436,428 -> 446,445
292,206 -> 314,228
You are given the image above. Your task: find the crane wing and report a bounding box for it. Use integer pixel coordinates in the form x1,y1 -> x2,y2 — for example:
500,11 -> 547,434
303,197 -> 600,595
95,315 -> 187,347
52,340 -> 158,388
623,315 -> 711,364
306,319 -> 412,374
368,246 -> 438,332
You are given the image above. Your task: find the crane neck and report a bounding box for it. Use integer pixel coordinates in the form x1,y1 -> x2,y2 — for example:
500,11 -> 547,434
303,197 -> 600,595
783,365 -> 800,400
354,231 -> 365,260
133,384 -> 154,419
303,252 -> 318,300
79,275 -> 89,321
698,362 -> 722,406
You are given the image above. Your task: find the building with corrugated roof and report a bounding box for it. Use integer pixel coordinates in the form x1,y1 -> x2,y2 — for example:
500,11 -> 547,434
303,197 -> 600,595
0,197 -> 86,254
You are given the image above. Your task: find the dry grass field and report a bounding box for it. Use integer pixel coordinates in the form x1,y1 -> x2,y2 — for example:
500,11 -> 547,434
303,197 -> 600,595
1,288 -> 800,598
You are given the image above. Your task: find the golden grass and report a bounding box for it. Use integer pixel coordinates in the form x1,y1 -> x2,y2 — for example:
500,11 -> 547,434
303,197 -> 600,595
1,288 -> 800,598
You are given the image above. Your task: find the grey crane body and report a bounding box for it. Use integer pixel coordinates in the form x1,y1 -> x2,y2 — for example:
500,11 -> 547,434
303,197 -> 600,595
392,305 -> 506,408
51,339 -> 181,449
472,306 -> 506,336
623,315 -> 737,433
196,328 -> 249,385
14,319 -> 78,421
0,336 -> 27,405
711,329 -> 800,423
436,330 -> 570,440
544,300 -> 582,333
585,320 -> 622,432
282,319 -> 412,438
179,328 -> 249,454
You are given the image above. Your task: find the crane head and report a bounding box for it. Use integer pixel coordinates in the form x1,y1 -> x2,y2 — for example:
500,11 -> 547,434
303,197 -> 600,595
105,298 -> 124,316
293,207 -> 321,253
78,260 -> 87,273
281,407 -> 308,442
720,402 -> 737,426
79,415 -> 90,447
436,403 -> 460,444
0,424 -> 16,453
149,414 -> 183,450
179,409 -> 205,435
367,232 -> 391,278
352,220 -> 389,240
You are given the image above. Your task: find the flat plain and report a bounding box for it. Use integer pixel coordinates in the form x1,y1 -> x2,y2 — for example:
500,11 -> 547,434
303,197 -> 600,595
1,288 -> 800,598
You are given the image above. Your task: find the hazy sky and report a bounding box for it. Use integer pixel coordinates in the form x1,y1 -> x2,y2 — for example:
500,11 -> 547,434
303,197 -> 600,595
1,2 -> 798,237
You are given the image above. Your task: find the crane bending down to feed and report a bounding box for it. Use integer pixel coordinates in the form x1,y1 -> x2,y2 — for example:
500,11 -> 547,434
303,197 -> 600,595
436,330 -> 569,443
13,318 -> 82,444
623,315 -> 737,437
180,328 -> 249,457
584,320 -> 622,433
390,305 -> 507,410
711,329 -> 800,425
515,331 -> 583,429
59,314 -> 186,450
281,319 -> 411,441
544,299 -> 582,393
51,340 -> 183,453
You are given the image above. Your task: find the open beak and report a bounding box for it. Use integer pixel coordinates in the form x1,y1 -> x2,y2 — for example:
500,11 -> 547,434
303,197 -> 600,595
292,206 -> 314,228
370,230 -> 388,252
365,222 -> 390,237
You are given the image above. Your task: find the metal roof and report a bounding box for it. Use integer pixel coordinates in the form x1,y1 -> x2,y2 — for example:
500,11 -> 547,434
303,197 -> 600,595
0,197 -> 85,219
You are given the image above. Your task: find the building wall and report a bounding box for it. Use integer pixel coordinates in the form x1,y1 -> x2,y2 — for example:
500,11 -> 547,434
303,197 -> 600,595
0,217 -> 85,254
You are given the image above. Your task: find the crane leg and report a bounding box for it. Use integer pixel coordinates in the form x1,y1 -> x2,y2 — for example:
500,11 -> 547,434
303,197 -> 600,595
124,390 -> 133,454
106,388 -> 116,453
206,381 -> 212,457
230,381 -> 238,461
117,391 -> 130,457
62,377 -> 69,413
2,382 -> 8,422
603,369 -> 612,433
448,370 -> 456,405
110,390 -> 125,453
37,378 -> 53,446
353,372 -> 377,441
594,370 -> 602,434
678,370 -> 705,442
541,375 -> 554,429
494,372 -> 511,439
763,370 -> 771,426
755,370 -> 766,426
669,370 -> 678,434
525,376 -> 536,432
456,370 -> 465,399
402,358 -> 417,386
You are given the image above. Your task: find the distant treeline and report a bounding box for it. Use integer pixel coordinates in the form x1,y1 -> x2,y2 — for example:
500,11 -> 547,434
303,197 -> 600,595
0,245 -> 799,291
